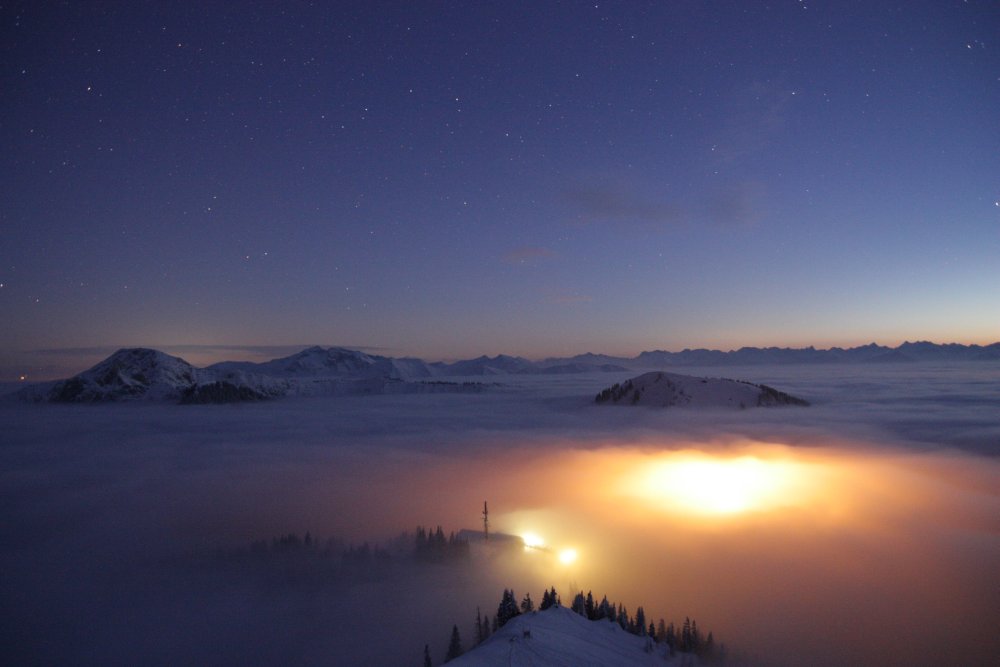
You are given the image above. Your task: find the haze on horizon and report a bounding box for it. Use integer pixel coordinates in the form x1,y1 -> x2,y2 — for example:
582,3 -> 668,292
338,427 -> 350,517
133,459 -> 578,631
4,336 -> 1000,384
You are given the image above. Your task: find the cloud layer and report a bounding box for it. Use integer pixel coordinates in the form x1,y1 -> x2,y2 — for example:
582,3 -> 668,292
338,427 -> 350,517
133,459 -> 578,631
1,364 -> 997,666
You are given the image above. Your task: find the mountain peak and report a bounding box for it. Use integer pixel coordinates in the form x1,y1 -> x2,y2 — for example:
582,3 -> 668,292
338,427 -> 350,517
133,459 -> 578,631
43,347 -> 199,402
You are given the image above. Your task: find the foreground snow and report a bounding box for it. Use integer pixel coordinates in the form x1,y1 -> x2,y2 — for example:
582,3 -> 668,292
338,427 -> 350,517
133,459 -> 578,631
448,606 -> 692,666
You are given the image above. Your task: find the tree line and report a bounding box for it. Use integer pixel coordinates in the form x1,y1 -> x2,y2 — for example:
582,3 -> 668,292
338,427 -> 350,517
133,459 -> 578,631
425,585 -> 723,665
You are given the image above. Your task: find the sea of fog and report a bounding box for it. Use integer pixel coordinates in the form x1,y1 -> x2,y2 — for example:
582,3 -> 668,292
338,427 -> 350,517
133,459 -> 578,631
1,363 -> 997,666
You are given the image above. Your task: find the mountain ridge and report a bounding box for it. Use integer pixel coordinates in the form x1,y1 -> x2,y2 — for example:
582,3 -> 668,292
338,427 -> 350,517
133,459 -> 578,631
10,341 -> 995,404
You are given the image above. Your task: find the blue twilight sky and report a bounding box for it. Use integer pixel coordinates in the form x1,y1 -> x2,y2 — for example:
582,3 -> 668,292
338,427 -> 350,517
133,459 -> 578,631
1,1 -> 998,377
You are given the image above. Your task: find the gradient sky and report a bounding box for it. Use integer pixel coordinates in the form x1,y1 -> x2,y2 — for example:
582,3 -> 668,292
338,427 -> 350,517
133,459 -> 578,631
2,1 -> 998,378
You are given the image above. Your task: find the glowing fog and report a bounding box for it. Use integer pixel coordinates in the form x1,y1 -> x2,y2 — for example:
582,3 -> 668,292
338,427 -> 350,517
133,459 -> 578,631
1,364 -> 997,665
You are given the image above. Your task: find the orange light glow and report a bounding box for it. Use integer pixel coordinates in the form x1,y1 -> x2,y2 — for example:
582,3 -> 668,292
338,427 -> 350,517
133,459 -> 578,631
558,548 -> 578,564
522,532 -> 544,549
626,450 -> 819,515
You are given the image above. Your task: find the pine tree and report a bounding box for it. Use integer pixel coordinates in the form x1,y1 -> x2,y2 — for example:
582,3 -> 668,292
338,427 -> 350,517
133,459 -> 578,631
584,591 -> 596,620
571,591 -> 587,616
656,619 -> 667,643
475,607 -> 484,645
596,595 -> 612,621
540,586 -> 560,610
423,643 -> 432,667
702,631 -> 715,659
634,606 -> 647,636
445,624 -> 463,661
520,592 -> 534,613
540,588 -> 553,610
497,589 -> 521,628
617,605 -> 629,630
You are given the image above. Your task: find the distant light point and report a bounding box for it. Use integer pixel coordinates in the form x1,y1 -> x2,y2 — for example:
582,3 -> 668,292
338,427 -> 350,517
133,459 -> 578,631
558,548 -> 578,564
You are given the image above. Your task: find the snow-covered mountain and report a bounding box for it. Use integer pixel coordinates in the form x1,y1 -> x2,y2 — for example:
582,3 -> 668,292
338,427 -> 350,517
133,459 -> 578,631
595,371 -> 809,409
17,348 -> 287,403
13,340 -> 993,404
21,348 -> 200,402
15,347 -> 489,403
447,605 -> 688,666
437,354 -> 538,376
209,345 -> 437,381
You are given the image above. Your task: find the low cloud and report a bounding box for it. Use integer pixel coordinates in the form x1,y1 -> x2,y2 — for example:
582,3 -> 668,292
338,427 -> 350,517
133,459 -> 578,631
1,365 -> 997,666
564,185 -> 684,228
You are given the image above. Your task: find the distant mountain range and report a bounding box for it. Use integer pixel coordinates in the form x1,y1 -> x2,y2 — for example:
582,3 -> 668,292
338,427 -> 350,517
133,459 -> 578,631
12,346 -> 626,404
11,341 -> 997,404
558,341 -> 1000,366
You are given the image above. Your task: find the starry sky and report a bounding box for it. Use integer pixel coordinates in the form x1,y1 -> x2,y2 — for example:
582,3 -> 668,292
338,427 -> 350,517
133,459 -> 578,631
2,1 -> 998,379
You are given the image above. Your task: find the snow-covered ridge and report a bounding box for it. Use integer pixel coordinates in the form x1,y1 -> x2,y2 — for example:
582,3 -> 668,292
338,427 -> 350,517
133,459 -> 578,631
14,340 -> 989,404
595,371 -> 809,409
13,344 -> 635,404
16,348 -> 288,403
447,605 -> 688,666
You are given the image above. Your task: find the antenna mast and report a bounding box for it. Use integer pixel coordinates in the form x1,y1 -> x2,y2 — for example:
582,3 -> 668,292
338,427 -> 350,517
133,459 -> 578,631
483,500 -> 489,542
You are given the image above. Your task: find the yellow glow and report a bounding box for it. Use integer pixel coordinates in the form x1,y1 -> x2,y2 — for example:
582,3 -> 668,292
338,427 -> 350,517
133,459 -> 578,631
630,452 -> 815,515
522,532 -> 544,549
558,548 -> 578,564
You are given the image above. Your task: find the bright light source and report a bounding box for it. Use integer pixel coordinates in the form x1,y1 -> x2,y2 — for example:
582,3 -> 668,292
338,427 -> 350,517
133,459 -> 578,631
522,532 -> 544,549
558,548 -> 578,564
632,453 -> 812,515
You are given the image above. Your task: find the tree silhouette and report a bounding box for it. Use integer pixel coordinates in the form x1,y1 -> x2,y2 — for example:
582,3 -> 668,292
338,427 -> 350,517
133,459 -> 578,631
496,589 -> 521,628
445,624 -> 463,661
571,591 -> 587,616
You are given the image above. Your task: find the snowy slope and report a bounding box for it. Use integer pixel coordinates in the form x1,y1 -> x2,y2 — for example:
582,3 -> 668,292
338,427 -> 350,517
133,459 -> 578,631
595,371 -> 808,409
447,606 -> 687,667
208,346 -> 437,380
24,348 -> 201,402
15,348 -> 286,403
206,346 -> 448,396
14,347 -> 489,403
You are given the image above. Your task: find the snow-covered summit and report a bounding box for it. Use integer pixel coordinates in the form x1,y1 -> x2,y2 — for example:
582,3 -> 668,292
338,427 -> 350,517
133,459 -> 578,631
595,371 -> 808,409
15,348 -> 287,403
33,348 -> 200,402
447,605 -> 686,666
209,346 -> 436,380
14,346 -> 484,403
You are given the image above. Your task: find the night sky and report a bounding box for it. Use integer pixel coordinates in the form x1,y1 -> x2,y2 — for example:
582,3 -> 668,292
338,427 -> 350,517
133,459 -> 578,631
2,1 -> 998,379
